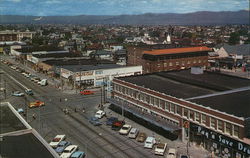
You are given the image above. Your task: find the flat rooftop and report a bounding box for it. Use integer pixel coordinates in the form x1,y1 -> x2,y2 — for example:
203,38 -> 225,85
118,69 -> 250,118
0,103 -> 57,158
191,90 -> 250,118
0,104 -> 27,134
62,64 -> 124,72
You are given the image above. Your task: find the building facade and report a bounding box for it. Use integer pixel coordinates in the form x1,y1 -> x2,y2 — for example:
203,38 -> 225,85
111,71 -> 250,158
127,46 -> 211,73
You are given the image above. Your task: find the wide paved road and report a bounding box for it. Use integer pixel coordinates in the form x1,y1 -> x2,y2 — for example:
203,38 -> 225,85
0,61 -> 162,158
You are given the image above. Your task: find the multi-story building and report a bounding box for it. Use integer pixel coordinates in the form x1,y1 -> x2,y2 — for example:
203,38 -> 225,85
0,31 -> 35,42
110,69 -> 250,158
127,46 -> 211,73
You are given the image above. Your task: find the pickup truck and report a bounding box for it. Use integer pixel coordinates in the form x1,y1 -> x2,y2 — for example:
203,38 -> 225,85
29,100 -> 45,108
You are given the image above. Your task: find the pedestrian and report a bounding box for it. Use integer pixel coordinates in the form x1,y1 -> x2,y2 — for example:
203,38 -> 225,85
32,113 -> 36,119
59,98 -> 62,102
74,108 -> 77,112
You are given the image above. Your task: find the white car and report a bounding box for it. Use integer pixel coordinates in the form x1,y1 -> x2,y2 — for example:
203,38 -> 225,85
119,124 -> 132,135
49,135 -> 66,148
12,91 -> 24,97
95,110 -> 106,119
144,136 -> 156,148
128,128 -> 139,139
166,148 -> 177,158
154,143 -> 167,155
60,145 -> 78,158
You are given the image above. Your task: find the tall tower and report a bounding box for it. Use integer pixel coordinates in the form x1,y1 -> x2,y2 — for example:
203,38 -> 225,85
166,34 -> 171,44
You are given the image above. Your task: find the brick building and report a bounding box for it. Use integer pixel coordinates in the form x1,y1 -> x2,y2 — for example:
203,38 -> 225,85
127,46 -> 211,73
110,69 -> 250,158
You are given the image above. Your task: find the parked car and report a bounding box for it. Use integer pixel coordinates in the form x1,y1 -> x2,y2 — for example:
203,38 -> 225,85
29,100 -> 45,108
89,116 -> 102,126
111,120 -> 125,131
70,151 -> 85,158
60,145 -> 78,158
25,89 -> 33,95
106,117 -> 118,126
166,148 -> 177,158
128,128 -> 139,139
55,141 -> 72,155
136,132 -> 147,142
154,143 -> 167,155
180,155 -> 189,158
12,91 -> 24,97
17,108 -> 24,114
95,110 -> 106,119
144,136 -> 156,148
49,135 -> 66,148
119,124 -> 132,135
80,90 -> 94,95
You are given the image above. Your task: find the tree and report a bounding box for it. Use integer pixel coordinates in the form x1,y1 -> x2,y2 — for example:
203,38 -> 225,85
228,32 -> 240,45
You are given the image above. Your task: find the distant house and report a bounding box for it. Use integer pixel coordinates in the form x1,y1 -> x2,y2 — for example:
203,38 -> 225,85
90,50 -> 113,61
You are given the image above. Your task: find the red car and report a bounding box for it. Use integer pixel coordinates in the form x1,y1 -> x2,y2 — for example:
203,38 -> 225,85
111,120 -> 125,131
29,100 -> 45,108
80,90 -> 94,95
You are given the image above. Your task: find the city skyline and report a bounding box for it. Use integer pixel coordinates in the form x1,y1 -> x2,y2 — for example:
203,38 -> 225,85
1,0 -> 249,16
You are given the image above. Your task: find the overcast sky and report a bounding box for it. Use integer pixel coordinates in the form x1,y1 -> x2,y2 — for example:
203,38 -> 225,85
1,0 -> 249,16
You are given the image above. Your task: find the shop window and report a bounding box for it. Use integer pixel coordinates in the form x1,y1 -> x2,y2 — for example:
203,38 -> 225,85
164,63 -> 167,67
176,61 -> 179,66
193,60 -> 197,63
182,61 -> 185,66
225,122 -> 232,135
210,117 -> 216,129
195,112 -> 200,122
233,125 -> 239,138
198,59 -> 201,63
184,108 -> 188,118
169,62 -> 173,66
170,103 -> 175,113
165,102 -> 170,111
176,106 -> 182,116
201,114 -> 206,125
187,61 -> 191,64
218,120 -> 223,132
189,111 -> 194,120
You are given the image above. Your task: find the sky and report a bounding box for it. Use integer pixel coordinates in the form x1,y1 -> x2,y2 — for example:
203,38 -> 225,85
0,0 -> 249,16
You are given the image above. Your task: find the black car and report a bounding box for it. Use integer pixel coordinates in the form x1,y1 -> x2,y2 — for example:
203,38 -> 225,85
106,117 -> 118,126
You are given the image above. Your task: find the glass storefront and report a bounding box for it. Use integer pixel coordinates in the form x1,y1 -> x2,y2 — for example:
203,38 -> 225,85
190,123 -> 250,158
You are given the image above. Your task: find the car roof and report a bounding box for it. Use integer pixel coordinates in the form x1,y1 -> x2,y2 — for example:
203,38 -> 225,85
146,137 -> 155,141
65,145 -> 77,150
71,151 -> 85,156
96,110 -> 104,113
130,128 -> 138,132
123,124 -> 131,127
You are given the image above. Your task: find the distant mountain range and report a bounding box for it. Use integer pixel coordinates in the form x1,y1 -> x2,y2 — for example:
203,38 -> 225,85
0,10 -> 249,25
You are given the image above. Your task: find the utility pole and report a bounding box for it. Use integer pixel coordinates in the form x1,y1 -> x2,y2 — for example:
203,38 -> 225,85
4,79 -> 6,99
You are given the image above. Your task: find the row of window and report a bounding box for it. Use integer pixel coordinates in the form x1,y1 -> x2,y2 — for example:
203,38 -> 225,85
160,59 -> 207,67
114,84 -> 240,138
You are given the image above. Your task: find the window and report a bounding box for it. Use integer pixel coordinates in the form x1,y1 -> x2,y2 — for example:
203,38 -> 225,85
193,60 -> 197,63
218,120 -> 223,132
164,63 -> 167,67
169,62 -> 173,66
154,98 -> 159,107
225,122 -> 232,135
187,61 -> 191,64
150,96 -> 154,105
165,102 -> 170,111
189,111 -> 194,120
201,114 -> 206,125
195,112 -> 200,122
198,59 -> 201,63
210,117 -> 216,129
184,108 -> 188,118
182,61 -> 185,66
145,95 -> 150,104
233,125 -> 239,138
160,100 -> 165,109
176,106 -> 182,115
176,61 -> 179,66
170,103 -> 175,113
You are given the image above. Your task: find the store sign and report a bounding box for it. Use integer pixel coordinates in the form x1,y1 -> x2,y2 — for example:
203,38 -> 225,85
195,125 -> 250,155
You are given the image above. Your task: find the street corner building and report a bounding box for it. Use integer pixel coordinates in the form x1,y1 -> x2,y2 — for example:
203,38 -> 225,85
109,68 -> 250,158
